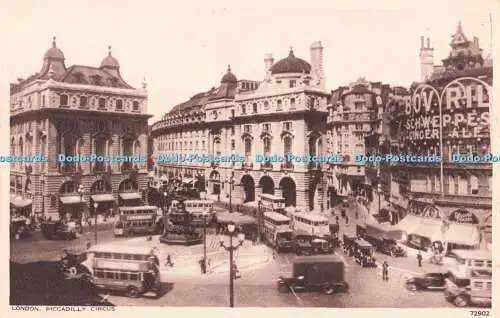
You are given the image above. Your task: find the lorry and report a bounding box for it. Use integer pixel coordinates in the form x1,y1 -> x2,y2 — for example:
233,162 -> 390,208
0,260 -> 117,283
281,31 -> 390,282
277,255 -> 348,295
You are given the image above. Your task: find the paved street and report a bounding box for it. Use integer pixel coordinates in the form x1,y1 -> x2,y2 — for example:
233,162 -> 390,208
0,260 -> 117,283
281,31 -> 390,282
10,202 -> 455,307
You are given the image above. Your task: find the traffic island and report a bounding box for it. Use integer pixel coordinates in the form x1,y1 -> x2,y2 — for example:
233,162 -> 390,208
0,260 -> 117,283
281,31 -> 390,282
159,233 -> 203,245
159,209 -> 203,246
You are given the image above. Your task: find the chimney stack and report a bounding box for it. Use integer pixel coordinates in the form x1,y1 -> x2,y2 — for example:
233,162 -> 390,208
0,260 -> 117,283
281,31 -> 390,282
421,36 -> 424,49
264,53 -> 274,79
310,41 -> 325,88
473,36 -> 479,46
427,37 -> 431,49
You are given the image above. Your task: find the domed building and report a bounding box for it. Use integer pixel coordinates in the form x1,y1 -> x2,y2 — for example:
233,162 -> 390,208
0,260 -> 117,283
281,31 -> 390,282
10,38 -> 151,222
151,41 -> 331,212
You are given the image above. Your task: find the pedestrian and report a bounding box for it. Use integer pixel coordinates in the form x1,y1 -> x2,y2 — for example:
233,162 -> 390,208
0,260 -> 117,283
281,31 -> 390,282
417,251 -> 423,267
166,254 -> 173,267
345,215 -> 349,225
207,258 -> 212,273
382,261 -> 389,281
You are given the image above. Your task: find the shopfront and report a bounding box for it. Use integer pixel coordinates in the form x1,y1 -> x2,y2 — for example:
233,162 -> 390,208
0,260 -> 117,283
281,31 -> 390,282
398,204 -> 482,254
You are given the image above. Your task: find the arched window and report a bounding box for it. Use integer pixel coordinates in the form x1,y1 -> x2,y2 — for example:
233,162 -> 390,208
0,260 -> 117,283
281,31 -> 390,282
263,138 -> 271,155
244,138 -> 252,157
133,101 -> 140,111
283,136 -> 292,157
115,99 -> 123,111
98,98 -> 106,109
94,137 -> 107,172
134,141 -> 141,156
290,98 -> 296,109
122,138 -> 133,170
277,99 -> 283,110
60,94 -> 68,106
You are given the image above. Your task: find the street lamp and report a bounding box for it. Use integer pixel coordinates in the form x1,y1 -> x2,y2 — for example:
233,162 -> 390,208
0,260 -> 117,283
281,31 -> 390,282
257,200 -> 262,244
77,185 -> 84,223
202,209 -> 208,274
93,202 -> 98,244
377,183 -> 382,217
163,191 -> 168,235
220,222 -> 245,308
228,173 -> 234,213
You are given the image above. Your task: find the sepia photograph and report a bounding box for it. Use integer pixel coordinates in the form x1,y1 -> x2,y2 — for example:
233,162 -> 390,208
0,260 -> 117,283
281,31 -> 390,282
3,0 -> 495,313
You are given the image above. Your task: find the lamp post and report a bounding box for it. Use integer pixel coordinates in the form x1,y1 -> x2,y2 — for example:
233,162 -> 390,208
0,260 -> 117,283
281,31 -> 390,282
93,202 -> 98,244
41,176 -> 45,218
77,185 -> 84,223
228,173 -> 234,212
163,191 -> 168,235
202,209 -> 208,274
220,222 -> 245,308
377,184 -> 382,217
257,200 -> 262,244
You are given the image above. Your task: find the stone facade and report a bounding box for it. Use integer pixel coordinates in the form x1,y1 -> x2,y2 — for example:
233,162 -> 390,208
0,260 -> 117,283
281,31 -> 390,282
10,39 -> 151,220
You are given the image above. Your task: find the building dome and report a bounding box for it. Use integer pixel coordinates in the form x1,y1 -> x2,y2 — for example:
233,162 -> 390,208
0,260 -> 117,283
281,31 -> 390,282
100,46 -> 120,69
44,37 -> 65,60
270,48 -> 311,75
221,65 -> 237,83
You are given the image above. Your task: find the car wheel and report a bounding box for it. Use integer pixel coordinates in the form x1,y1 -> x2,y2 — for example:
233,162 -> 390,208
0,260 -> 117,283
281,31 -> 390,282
323,285 -> 335,295
453,295 -> 469,307
126,286 -> 141,298
278,283 -> 289,293
406,283 -> 418,291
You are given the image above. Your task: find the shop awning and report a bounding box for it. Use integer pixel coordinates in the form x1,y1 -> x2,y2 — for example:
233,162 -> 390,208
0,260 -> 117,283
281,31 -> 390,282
119,192 -> 142,200
10,196 -> 33,208
410,217 -> 444,241
444,223 -> 480,246
148,171 -> 155,178
182,178 -> 193,184
60,195 -> 82,205
91,194 -> 115,203
364,221 -> 404,241
397,214 -> 421,234
160,175 -> 169,181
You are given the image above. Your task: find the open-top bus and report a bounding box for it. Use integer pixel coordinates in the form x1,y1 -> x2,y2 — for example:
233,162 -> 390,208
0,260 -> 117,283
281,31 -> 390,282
291,212 -> 330,240
83,244 -> 161,298
259,193 -> 285,215
263,211 -> 293,252
114,206 -> 158,237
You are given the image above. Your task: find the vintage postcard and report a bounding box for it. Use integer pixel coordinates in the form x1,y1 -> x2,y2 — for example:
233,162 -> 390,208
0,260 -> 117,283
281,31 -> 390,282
1,0 -> 496,317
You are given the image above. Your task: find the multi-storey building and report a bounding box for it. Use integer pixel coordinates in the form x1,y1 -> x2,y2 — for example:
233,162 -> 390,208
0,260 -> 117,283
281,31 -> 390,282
327,78 -> 392,207
10,38 -> 151,221
394,23 -> 493,252
152,42 -> 331,212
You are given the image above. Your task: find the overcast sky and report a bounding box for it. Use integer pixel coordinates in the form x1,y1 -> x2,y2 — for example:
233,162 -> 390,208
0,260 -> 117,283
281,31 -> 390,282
1,0 -> 494,123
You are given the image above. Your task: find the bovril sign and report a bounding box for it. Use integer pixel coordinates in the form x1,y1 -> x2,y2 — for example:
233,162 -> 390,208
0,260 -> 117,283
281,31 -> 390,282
448,209 -> 479,224
404,77 -> 491,141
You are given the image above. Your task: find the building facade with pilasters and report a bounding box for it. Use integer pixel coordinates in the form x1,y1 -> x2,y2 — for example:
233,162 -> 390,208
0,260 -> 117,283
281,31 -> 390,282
152,42 -> 331,212
10,38 -> 151,221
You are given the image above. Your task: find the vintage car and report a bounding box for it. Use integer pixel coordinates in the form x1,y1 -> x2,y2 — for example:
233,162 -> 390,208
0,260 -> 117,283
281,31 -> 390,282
352,239 -> 377,267
10,217 -> 31,239
357,222 -> 406,257
59,248 -> 90,279
405,272 -> 451,291
277,255 -> 348,295
342,233 -> 359,256
41,221 -> 77,240
311,238 -> 333,254
293,234 -> 314,256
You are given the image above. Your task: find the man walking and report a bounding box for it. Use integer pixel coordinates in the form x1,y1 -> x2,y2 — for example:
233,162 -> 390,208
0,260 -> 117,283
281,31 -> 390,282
382,261 -> 389,281
417,251 -> 423,267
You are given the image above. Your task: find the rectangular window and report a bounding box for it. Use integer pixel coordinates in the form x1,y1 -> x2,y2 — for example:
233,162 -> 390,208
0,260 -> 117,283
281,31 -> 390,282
283,122 -> 292,131
262,123 -> 271,132
231,140 -> 235,150
289,80 -> 296,88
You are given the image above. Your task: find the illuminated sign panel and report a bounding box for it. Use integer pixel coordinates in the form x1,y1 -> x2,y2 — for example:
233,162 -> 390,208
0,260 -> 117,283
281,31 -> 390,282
403,78 -> 491,141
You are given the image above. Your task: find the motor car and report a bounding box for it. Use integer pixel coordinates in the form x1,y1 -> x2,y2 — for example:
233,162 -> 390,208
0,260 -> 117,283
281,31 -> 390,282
405,272 -> 450,291
41,221 -> 77,240
277,255 -> 348,295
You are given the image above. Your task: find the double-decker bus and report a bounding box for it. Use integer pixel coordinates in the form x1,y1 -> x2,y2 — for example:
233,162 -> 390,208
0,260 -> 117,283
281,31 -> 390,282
83,244 -> 161,298
114,206 -> 158,237
262,212 -> 293,252
259,193 -> 285,215
169,199 -> 215,226
291,212 -> 330,240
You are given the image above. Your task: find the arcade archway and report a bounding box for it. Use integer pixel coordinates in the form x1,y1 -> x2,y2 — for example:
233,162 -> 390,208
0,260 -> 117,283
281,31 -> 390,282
279,177 -> 296,207
209,171 -> 221,195
241,175 -> 255,202
259,176 -> 275,195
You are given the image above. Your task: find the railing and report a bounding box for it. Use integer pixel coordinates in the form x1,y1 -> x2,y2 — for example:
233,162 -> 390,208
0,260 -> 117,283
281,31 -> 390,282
260,162 -> 273,170
280,162 -> 294,171
308,162 -> 322,170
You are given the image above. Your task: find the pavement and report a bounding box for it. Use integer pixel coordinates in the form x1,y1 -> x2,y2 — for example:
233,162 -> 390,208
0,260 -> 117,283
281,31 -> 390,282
10,201 -> 464,307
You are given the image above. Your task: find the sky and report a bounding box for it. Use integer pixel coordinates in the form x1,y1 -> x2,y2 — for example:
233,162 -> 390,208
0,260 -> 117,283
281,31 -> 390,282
0,0 -> 495,123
